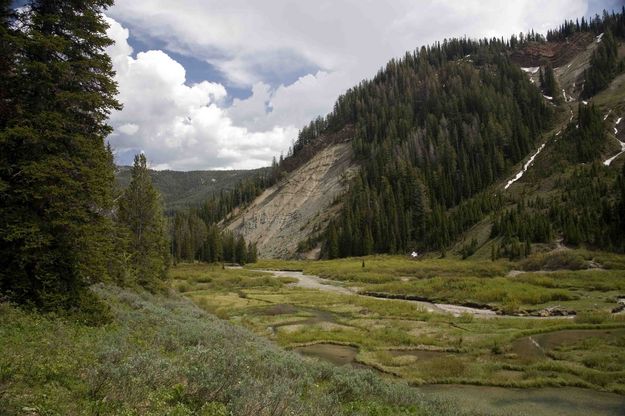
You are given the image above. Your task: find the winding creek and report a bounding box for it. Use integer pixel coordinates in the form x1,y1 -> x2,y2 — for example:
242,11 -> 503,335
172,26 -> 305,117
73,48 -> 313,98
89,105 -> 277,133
259,269 -> 498,317
255,268 -> 625,415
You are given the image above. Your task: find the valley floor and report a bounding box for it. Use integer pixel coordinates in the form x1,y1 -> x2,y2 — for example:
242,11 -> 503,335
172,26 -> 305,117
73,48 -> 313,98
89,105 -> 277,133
4,251 -> 625,415
171,251 -> 625,414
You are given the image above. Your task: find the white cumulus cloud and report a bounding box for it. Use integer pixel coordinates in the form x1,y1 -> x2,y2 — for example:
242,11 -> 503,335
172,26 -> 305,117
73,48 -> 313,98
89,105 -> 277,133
105,16 -> 297,170
105,1 -> 605,170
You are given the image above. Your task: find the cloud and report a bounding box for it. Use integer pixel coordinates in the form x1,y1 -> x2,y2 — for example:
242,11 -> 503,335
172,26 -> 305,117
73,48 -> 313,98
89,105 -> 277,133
108,0 -> 591,86
105,1 -> 603,170
105,16 -> 297,170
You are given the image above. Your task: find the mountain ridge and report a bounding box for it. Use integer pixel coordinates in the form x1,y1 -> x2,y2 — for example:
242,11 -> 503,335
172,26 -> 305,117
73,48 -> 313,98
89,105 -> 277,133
169,10 -> 625,261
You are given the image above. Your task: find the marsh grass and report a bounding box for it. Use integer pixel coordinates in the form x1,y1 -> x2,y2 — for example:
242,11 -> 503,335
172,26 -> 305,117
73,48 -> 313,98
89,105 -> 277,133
362,276 -> 575,310
248,254 -> 625,313
170,259 -> 625,393
171,263 -> 295,293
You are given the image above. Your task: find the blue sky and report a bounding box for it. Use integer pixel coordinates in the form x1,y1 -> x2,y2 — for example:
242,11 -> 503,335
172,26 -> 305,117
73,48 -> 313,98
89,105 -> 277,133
12,0 -> 625,170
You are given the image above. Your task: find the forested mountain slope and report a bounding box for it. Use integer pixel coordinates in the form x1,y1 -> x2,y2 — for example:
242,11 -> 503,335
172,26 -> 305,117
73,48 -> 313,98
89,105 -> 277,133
218,10 -> 625,260
115,166 -> 267,211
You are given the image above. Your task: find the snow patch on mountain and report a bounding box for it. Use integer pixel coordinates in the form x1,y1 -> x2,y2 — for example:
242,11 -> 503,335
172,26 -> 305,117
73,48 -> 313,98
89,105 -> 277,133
603,141 -> 625,166
603,116 -> 625,166
521,67 -> 540,74
504,142 -> 547,190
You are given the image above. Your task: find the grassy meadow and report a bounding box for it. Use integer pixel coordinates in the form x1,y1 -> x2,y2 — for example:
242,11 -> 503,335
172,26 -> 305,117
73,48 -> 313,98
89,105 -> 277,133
171,251 -> 625,394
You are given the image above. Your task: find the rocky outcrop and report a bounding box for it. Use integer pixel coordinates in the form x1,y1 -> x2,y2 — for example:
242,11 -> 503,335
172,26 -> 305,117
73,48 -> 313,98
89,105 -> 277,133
510,32 -> 593,68
226,141 -> 357,259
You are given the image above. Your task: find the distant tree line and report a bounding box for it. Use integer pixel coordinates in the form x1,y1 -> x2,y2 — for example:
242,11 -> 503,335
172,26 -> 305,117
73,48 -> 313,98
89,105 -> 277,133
582,29 -> 623,98
490,162 -> 625,256
539,64 -> 561,102
171,210 -> 257,265
546,8 -> 625,41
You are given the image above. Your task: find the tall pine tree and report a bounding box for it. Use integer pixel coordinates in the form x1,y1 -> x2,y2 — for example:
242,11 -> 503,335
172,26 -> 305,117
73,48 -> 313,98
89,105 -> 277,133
0,1 -> 120,310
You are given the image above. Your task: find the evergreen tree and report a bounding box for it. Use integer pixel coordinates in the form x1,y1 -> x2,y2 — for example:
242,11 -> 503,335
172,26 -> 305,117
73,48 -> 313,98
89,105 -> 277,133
0,0 -> 120,309
247,242 -> 258,263
326,222 -> 339,259
117,154 -> 169,289
542,63 -> 560,102
0,0 -> 15,129
234,234 -> 248,264
582,29 -> 620,98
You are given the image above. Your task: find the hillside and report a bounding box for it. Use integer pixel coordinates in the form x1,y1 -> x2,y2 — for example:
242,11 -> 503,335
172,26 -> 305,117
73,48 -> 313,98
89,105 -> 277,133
227,140 -> 357,258
115,166 -> 267,211
222,13 -> 625,260
0,284 -> 461,415
456,28 -> 625,260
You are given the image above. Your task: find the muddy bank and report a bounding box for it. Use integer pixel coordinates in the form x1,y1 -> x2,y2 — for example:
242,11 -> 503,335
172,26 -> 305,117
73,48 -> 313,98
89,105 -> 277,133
292,343 -> 377,373
293,343 -> 359,366
361,291 -> 497,317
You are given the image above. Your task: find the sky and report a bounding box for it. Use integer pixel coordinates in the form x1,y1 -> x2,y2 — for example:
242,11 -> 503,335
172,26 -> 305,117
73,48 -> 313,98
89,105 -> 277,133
100,0 -> 625,170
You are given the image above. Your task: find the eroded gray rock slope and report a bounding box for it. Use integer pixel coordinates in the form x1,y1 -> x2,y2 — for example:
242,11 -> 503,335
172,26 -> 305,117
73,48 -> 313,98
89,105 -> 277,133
227,142 -> 357,259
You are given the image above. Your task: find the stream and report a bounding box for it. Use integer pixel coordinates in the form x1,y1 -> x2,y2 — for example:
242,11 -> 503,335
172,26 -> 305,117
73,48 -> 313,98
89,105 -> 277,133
255,269 -> 625,415
260,269 -> 516,318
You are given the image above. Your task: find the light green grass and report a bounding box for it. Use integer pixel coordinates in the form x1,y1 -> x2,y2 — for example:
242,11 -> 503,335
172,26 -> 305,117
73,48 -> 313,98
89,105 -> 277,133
181,256 -> 625,392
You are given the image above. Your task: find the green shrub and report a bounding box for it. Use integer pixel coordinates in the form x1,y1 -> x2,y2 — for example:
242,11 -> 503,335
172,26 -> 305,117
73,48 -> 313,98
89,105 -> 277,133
0,286 -> 461,415
521,251 -> 587,271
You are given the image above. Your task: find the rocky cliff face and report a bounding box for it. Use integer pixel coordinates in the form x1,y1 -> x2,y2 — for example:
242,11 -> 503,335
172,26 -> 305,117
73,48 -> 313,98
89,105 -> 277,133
510,32 -> 594,68
226,142 -> 357,259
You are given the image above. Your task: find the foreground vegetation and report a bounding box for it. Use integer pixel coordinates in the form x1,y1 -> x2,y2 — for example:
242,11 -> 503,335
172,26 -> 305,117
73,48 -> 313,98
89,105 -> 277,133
171,254 -> 625,395
0,285 -> 463,416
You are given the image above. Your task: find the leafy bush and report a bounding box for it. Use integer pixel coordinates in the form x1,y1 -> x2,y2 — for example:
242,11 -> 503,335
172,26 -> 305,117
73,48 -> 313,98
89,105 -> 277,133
521,251 -> 587,271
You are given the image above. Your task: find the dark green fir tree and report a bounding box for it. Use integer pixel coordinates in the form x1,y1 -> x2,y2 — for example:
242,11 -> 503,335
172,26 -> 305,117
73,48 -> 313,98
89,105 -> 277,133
117,154 -> 169,290
0,0 -> 120,310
